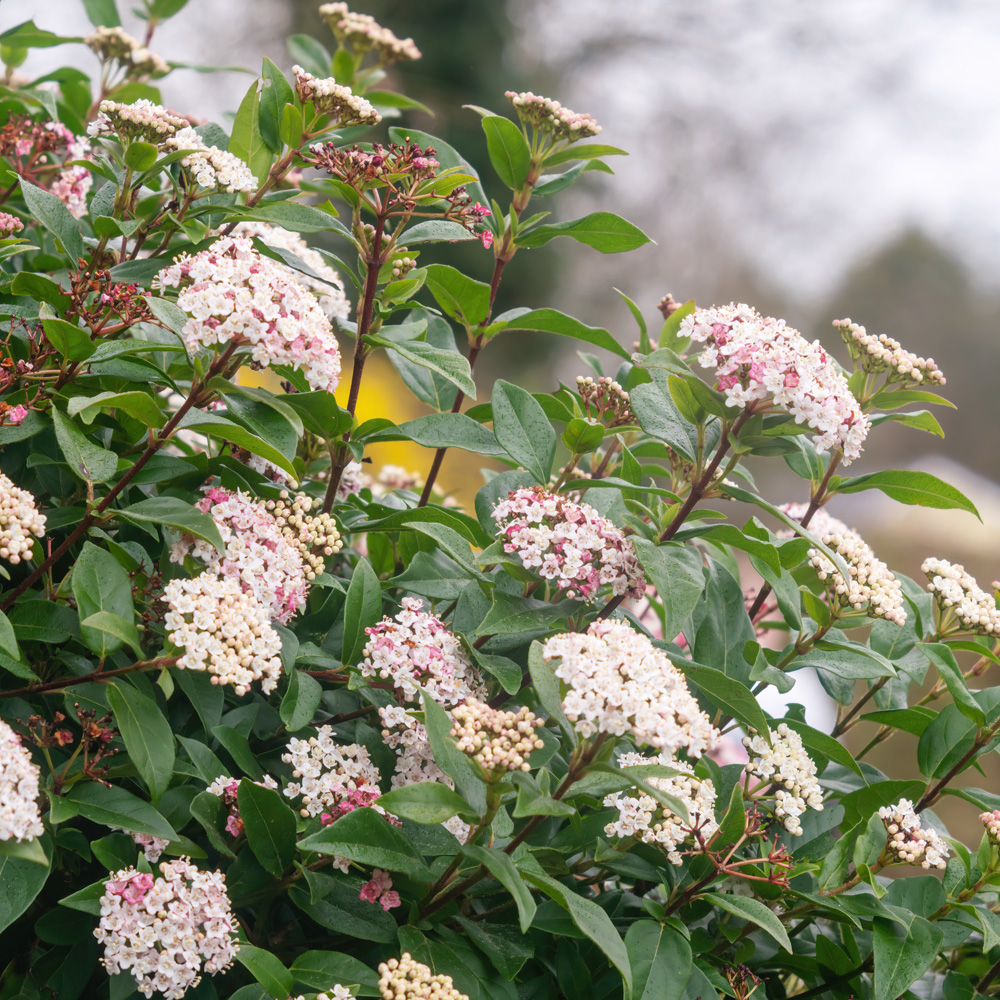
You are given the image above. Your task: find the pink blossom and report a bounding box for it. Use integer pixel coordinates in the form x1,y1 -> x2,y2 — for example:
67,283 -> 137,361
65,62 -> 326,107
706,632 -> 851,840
6,405 -> 28,425
359,868 -> 399,909
479,229 -> 494,249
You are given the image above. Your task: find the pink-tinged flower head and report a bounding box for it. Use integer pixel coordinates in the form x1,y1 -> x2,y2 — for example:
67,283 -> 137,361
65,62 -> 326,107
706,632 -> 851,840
0,212 -> 23,237
479,229 -> 494,249
681,303 -> 869,463
359,868 -> 399,909
492,486 -> 645,603
6,404 -> 28,425
505,91 -> 601,142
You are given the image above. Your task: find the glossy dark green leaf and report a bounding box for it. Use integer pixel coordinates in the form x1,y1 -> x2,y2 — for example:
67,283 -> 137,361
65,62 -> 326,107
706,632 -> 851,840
461,844 -> 536,934
703,892 -> 791,952
872,912 -> 943,1000
52,406 -> 118,483
482,115 -> 531,189
235,943 -> 294,1000
376,781 -> 479,825
72,541 -> 134,658
491,379 -> 555,483
0,835 -> 51,933
19,178 -> 83,260
118,496 -> 224,551
290,950 -> 381,996
838,469 -> 979,519
492,307 -> 630,359
626,920 -> 692,1000
516,211 -> 651,253
632,539 -> 704,641
64,783 -> 176,840
423,264 -> 491,326
106,683 -> 175,803
42,318 -> 95,362
238,779 -> 297,878
341,558 -> 382,666
279,669 -> 322,733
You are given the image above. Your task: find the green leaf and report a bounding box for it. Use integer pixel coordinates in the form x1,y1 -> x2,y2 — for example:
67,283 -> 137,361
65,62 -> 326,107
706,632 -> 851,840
52,406 -> 118,483
235,943 -> 295,1000
916,703 -> 978,779
238,779 -> 297,878
297,804 -> 427,877
0,835 -> 51,933
527,641 -> 575,744
225,200 -> 344,235
64,783 -> 177,840
42,318 -> 95,362
72,541 -> 134,658
404,220 -> 480,245
516,211 -> 651,253
341,558 -> 382,666
519,867 -> 633,997
259,57 -> 295,153
289,871 -> 397,943
482,115 -> 531,189
491,379 -> 556,483
869,409 -> 944,437
106,682 -> 175,803
19,178 -> 83,260
176,409 -> 298,478
872,912 -> 943,1000
631,539 -> 704,641
626,921 -> 692,1000
454,916 -> 533,981
0,609 -> 19,660
545,143 -> 629,168
367,333 -> 476,398
290,951 -> 381,996
672,658 -> 771,741
421,692 -> 487,819
461,844 -> 536,934
702,892 -> 791,952
286,33 -> 331,78
386,311 -> 461,411
0,836 -> 49,866
68,390 -> 165,428
279,669 -> 322,733
9,601 -> 77,644
228,80 -> 270,187
837,469 -> 980,519
82,0 -> 121,27
792,641 -> 897,680
376,782 -> 479,825
562,417 -> 604,454
492,307 -> 629,359
777,717 -> 864,779
423,263 -> 491,326
920,642 -> 985,726
370,412 -> 506,457
123,140 -> 158,171
117,496 -> 224,551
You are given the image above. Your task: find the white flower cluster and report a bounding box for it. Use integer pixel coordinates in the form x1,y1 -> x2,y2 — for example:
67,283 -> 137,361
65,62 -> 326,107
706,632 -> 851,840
922,557 -> 1000,636
320,4 -> 422,63
171,486 -> 341,624
88,99 -> 189,142
360,597 -> 486,706
492,486 -> 645,603
379,707 -> 470,842
231,220 -> 351,322
94,859 -> 238,1000
603,751 -> 718,865
834,318 -> 945,386
282,729 -> 382,820
163,127 -> 257,193
378,954 -> 468,1000
292,66 -> 382,125
681,303 -> 869,462
292,989 -> 356,1000
84,26 -> 169,77
449,700 -> 544,775
743,724 -> 824,836
337,460 -> 370,499
879,799 -> 949,869
164,571 -> 283,695
0,471 -> 46,565
542,620 -> 719,756
781,503 -> 906,626
0,718 -> 43,843
505,91 -> 602,142
154,236 -> 342,393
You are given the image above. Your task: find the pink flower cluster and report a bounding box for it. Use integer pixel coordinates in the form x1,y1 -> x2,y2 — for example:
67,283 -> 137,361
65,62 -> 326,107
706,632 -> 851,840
45,122 -> 92,219
681,303 -> 869,462
359,868 -> 401,910
0,212 -> 23,237
95,859 -> 238,999
361,597 -> 486,705
154,236 -> 342,393
492,486 -> 645,602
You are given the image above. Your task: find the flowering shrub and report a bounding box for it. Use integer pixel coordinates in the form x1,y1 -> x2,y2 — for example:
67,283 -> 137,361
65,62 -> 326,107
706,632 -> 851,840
0,4 -> 999,1000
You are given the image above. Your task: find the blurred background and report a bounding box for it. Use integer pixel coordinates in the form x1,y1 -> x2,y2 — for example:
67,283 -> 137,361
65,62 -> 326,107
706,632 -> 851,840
8,0 -> 1000,831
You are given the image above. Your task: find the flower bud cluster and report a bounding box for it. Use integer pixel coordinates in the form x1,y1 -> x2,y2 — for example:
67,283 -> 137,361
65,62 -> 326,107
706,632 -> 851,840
834,318 -> 945,386
378,954 -> 468,1000
88,99 -> 189,142
320,4 -> 422,63
206,774 -> 279,836
505,91 -> 602,142
982,810 -> 1000,845
681,303 -> 869,462
743,724 -> 824,836
543,620 -> 719,756
922,557 -> 1000,636
0,212 -> 23,237
0,718 -> 43,843
292,989 -> 355,1000
361,597 -> 486,706
163,127 -> 257,193
0,471 -> 46,565
781,504 -> 906,626
449,699 -> 544,775
114,828 -> 170,863
282,728 -> 383,820
577,375 -> 633,426
879,799 -> 949,869
154,236 -> 342,392
374,464 -> 424,495
94,859 -> 238,999
603,752 -> 719,865
492,486 -> 645,602
84,26 -> 169,78
230,220 -> 350,321
292,66 -> 381,125
173,486 -> 342,623
164,571 -> 283,695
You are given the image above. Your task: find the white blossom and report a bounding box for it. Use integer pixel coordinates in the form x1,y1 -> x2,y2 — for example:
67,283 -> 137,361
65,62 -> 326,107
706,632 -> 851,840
922,557 -> 1000,636
743,723 -> 824,836
0,718 -> 43,843
879,799 -> 949,869
163,127 -> 256,193
0,471 -> 46,565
